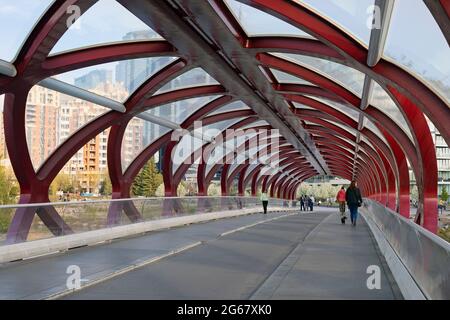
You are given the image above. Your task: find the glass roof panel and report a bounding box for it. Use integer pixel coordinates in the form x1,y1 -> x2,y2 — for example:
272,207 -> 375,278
173,118 -> 242,174
205,155 -> 221,177
50,0 -> 163,55
384,0 -> 450,104
295,0 -> 373,46
224,0 -> 315,39
200,118 -> 242,140
260,165 -> 278,176
156,68 -> 219,94
204,123 -> 262,174
270,69 -> 317,86
205,150 -> 223,177
293,102 -> 315,110
240,120 -> 269,130
244,164 -> 260,180
54,57 -> 177,102
25,85 -> 110,170
321,140 -> 355,155
0,0 -> 54,61
228,162 -> 241,178
362,117 -> 388,145
247,143 -> 272,164
121,119 -> 170,172
323,118 -> 357,136
144,95 -> 222,125
369,81 -> 414,143
172,134 -> 204,174
360,134 -> 375,151
208,101 -> 250,116
272,53 -> 365,97
302,119 -> 316,126
303,95 -> 360,121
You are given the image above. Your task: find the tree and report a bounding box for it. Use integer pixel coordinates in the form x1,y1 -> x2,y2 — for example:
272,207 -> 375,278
0,164 -> 19,205
177,182 -> 187,197
441,186 -> 449,202
296,183 -> 342,201
99,174 -> 112,196
131,157 -> 163,197
51,173 -> 75,195
207,183 -> 220,196
155,183 -> 164,197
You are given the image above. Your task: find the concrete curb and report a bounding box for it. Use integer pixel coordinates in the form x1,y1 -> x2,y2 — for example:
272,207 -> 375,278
360,209 -> 426,300
0,206 -> 296,264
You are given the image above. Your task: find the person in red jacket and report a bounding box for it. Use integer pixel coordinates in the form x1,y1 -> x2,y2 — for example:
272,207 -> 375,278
336,186 -> 347,224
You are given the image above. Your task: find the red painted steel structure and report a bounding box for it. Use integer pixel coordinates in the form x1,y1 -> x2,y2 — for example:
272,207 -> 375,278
0,0 -> 447,242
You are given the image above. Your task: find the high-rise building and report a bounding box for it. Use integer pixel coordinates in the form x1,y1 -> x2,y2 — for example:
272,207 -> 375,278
115,30 -> 219,172
115,31 -> 175,170
116,30 -> 167,94
74,69 -> 113,90
121,117 -> 144,171
432,125 -> 450,196
409,120 -> 450,197
60,82 -> 144,193
25,86 -> 60,169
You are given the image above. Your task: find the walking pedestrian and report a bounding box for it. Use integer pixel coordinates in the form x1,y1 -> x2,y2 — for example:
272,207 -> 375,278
346,181 -> 363,226
300,195 -> 305,211
309,195 -> 315,211
336,186 -> 347,224
260,191 -> 269,214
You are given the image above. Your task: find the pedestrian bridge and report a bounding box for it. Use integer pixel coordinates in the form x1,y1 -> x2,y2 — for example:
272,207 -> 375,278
0,197 -> 448,300
0,0 -> 449,301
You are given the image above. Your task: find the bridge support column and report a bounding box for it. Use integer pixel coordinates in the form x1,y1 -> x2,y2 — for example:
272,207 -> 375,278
221,164 -> 231,196
3,90 -> 72,244
389,87 -> 438,233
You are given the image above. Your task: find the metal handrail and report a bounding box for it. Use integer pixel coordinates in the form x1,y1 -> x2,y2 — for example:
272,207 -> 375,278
0,195 -> 278,209
364,199 -> 450,299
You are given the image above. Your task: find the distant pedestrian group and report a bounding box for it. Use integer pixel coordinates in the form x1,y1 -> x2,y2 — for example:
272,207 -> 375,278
299,195 -> 315,212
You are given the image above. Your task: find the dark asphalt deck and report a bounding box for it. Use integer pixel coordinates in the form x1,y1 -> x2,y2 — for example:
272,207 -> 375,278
0,211 -> 292,299
62,209 -> 401,300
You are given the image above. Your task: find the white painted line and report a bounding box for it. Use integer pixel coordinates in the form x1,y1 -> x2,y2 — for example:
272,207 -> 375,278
219,212 -> 297,237
45,241 -> 202,300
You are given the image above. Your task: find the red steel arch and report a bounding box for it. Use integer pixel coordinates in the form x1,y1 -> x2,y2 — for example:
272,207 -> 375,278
0,0 -> 447,241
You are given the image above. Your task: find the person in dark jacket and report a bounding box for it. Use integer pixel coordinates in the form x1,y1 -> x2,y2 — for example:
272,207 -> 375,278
345,180 -> 363,226
299,196 -> 305,211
